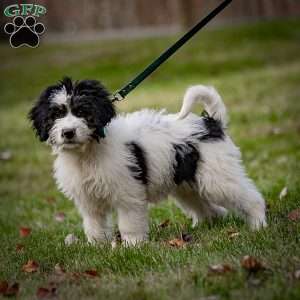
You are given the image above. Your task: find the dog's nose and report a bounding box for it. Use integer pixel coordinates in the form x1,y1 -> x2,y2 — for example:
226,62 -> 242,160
62,128 -> 75,139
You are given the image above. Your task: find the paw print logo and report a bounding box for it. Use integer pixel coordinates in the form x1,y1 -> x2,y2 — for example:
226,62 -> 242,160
4,16 -> 45,48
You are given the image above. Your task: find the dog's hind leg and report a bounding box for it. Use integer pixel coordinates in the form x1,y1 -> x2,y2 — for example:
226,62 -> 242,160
198,156 -> 267,230
205,181 -> 266,230
173,185 -> 227,227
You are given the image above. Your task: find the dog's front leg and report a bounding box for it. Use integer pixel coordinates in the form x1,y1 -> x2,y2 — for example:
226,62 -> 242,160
117,201 -> 148,246
79,204 -> 113,244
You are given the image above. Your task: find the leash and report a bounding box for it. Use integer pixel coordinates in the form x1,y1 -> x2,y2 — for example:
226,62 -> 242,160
110,0 -> 232,102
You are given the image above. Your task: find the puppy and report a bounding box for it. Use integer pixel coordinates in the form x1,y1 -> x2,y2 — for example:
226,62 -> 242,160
29,77 -> 267,245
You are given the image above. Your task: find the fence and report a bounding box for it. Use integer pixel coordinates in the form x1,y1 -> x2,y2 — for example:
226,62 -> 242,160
1,0 -> 299,40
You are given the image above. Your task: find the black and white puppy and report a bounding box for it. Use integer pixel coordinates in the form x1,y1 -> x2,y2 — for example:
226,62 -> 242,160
29,77 -> 267,245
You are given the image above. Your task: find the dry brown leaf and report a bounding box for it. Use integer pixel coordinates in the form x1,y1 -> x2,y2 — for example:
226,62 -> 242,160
279,186 -> 288,200
227,229 -> 240,239
270,127 -> 282,135
36,287 -> 56,299
0,282 -> 19,297
0,150 -> 12,161
54,263 -> 66,275
288,209 -> 300,221
54,212 -> 66,222
16,244 -> 25,253
229,232 -> 240,239
158,219 -> 170,228
45,197 -> 56,204
208,264 -> 234,275
241,255 -> 265,273
0,281 -> 8,294
20,227 -> 31,237
69,272 -> 81,281
64,233 -> 79,246
294,269 -> 300,279
83,269 -> 99,278
168,238 -> 186,248
181,232 -> 193,242
22,260 -> 39,273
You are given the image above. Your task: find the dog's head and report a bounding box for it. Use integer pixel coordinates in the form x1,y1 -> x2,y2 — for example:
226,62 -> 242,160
29,77 -> 115,151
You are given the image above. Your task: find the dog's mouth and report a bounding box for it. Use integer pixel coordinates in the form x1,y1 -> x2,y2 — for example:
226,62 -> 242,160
61,141 -> 82,149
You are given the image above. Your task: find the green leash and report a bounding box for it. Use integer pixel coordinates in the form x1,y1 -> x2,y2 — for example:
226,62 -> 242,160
110,0 -> 232,102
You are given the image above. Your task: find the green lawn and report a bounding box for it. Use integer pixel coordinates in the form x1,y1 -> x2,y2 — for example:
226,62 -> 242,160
0,20 -> 300,300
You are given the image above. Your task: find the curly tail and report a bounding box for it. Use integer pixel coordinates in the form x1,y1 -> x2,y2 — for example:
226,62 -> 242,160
177,85 -> 228,126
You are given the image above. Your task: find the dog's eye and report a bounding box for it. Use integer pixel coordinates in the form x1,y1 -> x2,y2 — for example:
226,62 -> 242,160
50,105 -> 67,119
73,108 -> 86,118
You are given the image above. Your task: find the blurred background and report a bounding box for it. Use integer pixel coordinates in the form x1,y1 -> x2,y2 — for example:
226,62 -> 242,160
1,0 -> 300,41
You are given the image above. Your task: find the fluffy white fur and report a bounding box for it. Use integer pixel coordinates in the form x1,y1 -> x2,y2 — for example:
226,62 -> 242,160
48,85 -> 267,245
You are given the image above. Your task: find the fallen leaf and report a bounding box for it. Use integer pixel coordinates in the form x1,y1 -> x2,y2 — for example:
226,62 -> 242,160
288,208 -> 300,221
0,150 -> 12,161
20,227 -> 31,237
181,232 -> 193,242
241,256 -> 265,273
208,264 -> 234,275
1,282 -> 19,297
227,229 -> 240,239
54,263 -> 66,275
69,272 -> 81,281
277,156 -> 288,164
83,269 -> 98,278
22,260 -> 39,273
158,219 -> 170,228
294,269 -> 300,279
16,244 -> 25,253
36,287 -> 56,299
168,238 -> 186,248
64,233 -> 78,246
270,127 -> 282,135
279,186 -> 288,200
0,281 -> 8,294
248,277 -> 262,286
54,212 -> 65,222
45,197 -> 56,204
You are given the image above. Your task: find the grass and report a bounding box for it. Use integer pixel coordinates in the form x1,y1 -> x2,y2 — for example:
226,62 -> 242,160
0,19 -> 300,299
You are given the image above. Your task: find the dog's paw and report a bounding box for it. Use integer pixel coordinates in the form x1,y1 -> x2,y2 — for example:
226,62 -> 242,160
4,16 -> 45,48
249,217 -> 267,231
121,233 -> 148,246
86,232 -> 113,244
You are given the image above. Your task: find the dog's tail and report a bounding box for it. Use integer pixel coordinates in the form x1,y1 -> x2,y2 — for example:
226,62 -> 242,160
177,85 -> 227,126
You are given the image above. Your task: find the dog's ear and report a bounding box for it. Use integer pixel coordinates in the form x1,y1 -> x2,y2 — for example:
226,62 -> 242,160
28,83 -> 62,142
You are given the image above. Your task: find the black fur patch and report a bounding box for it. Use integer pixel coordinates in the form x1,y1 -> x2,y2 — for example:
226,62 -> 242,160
199,114 -> 224,141
28,82 -> 64,141
173,142 -> 200,185
126,142 -> 148,185
28,77 -> 115,142
70,79 -> 115,140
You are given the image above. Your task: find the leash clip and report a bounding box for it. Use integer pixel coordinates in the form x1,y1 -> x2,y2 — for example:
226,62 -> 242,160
110,92 -> 124,102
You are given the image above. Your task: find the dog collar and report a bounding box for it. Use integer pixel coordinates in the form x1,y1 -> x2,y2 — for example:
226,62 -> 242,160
103,127 -> 108,137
